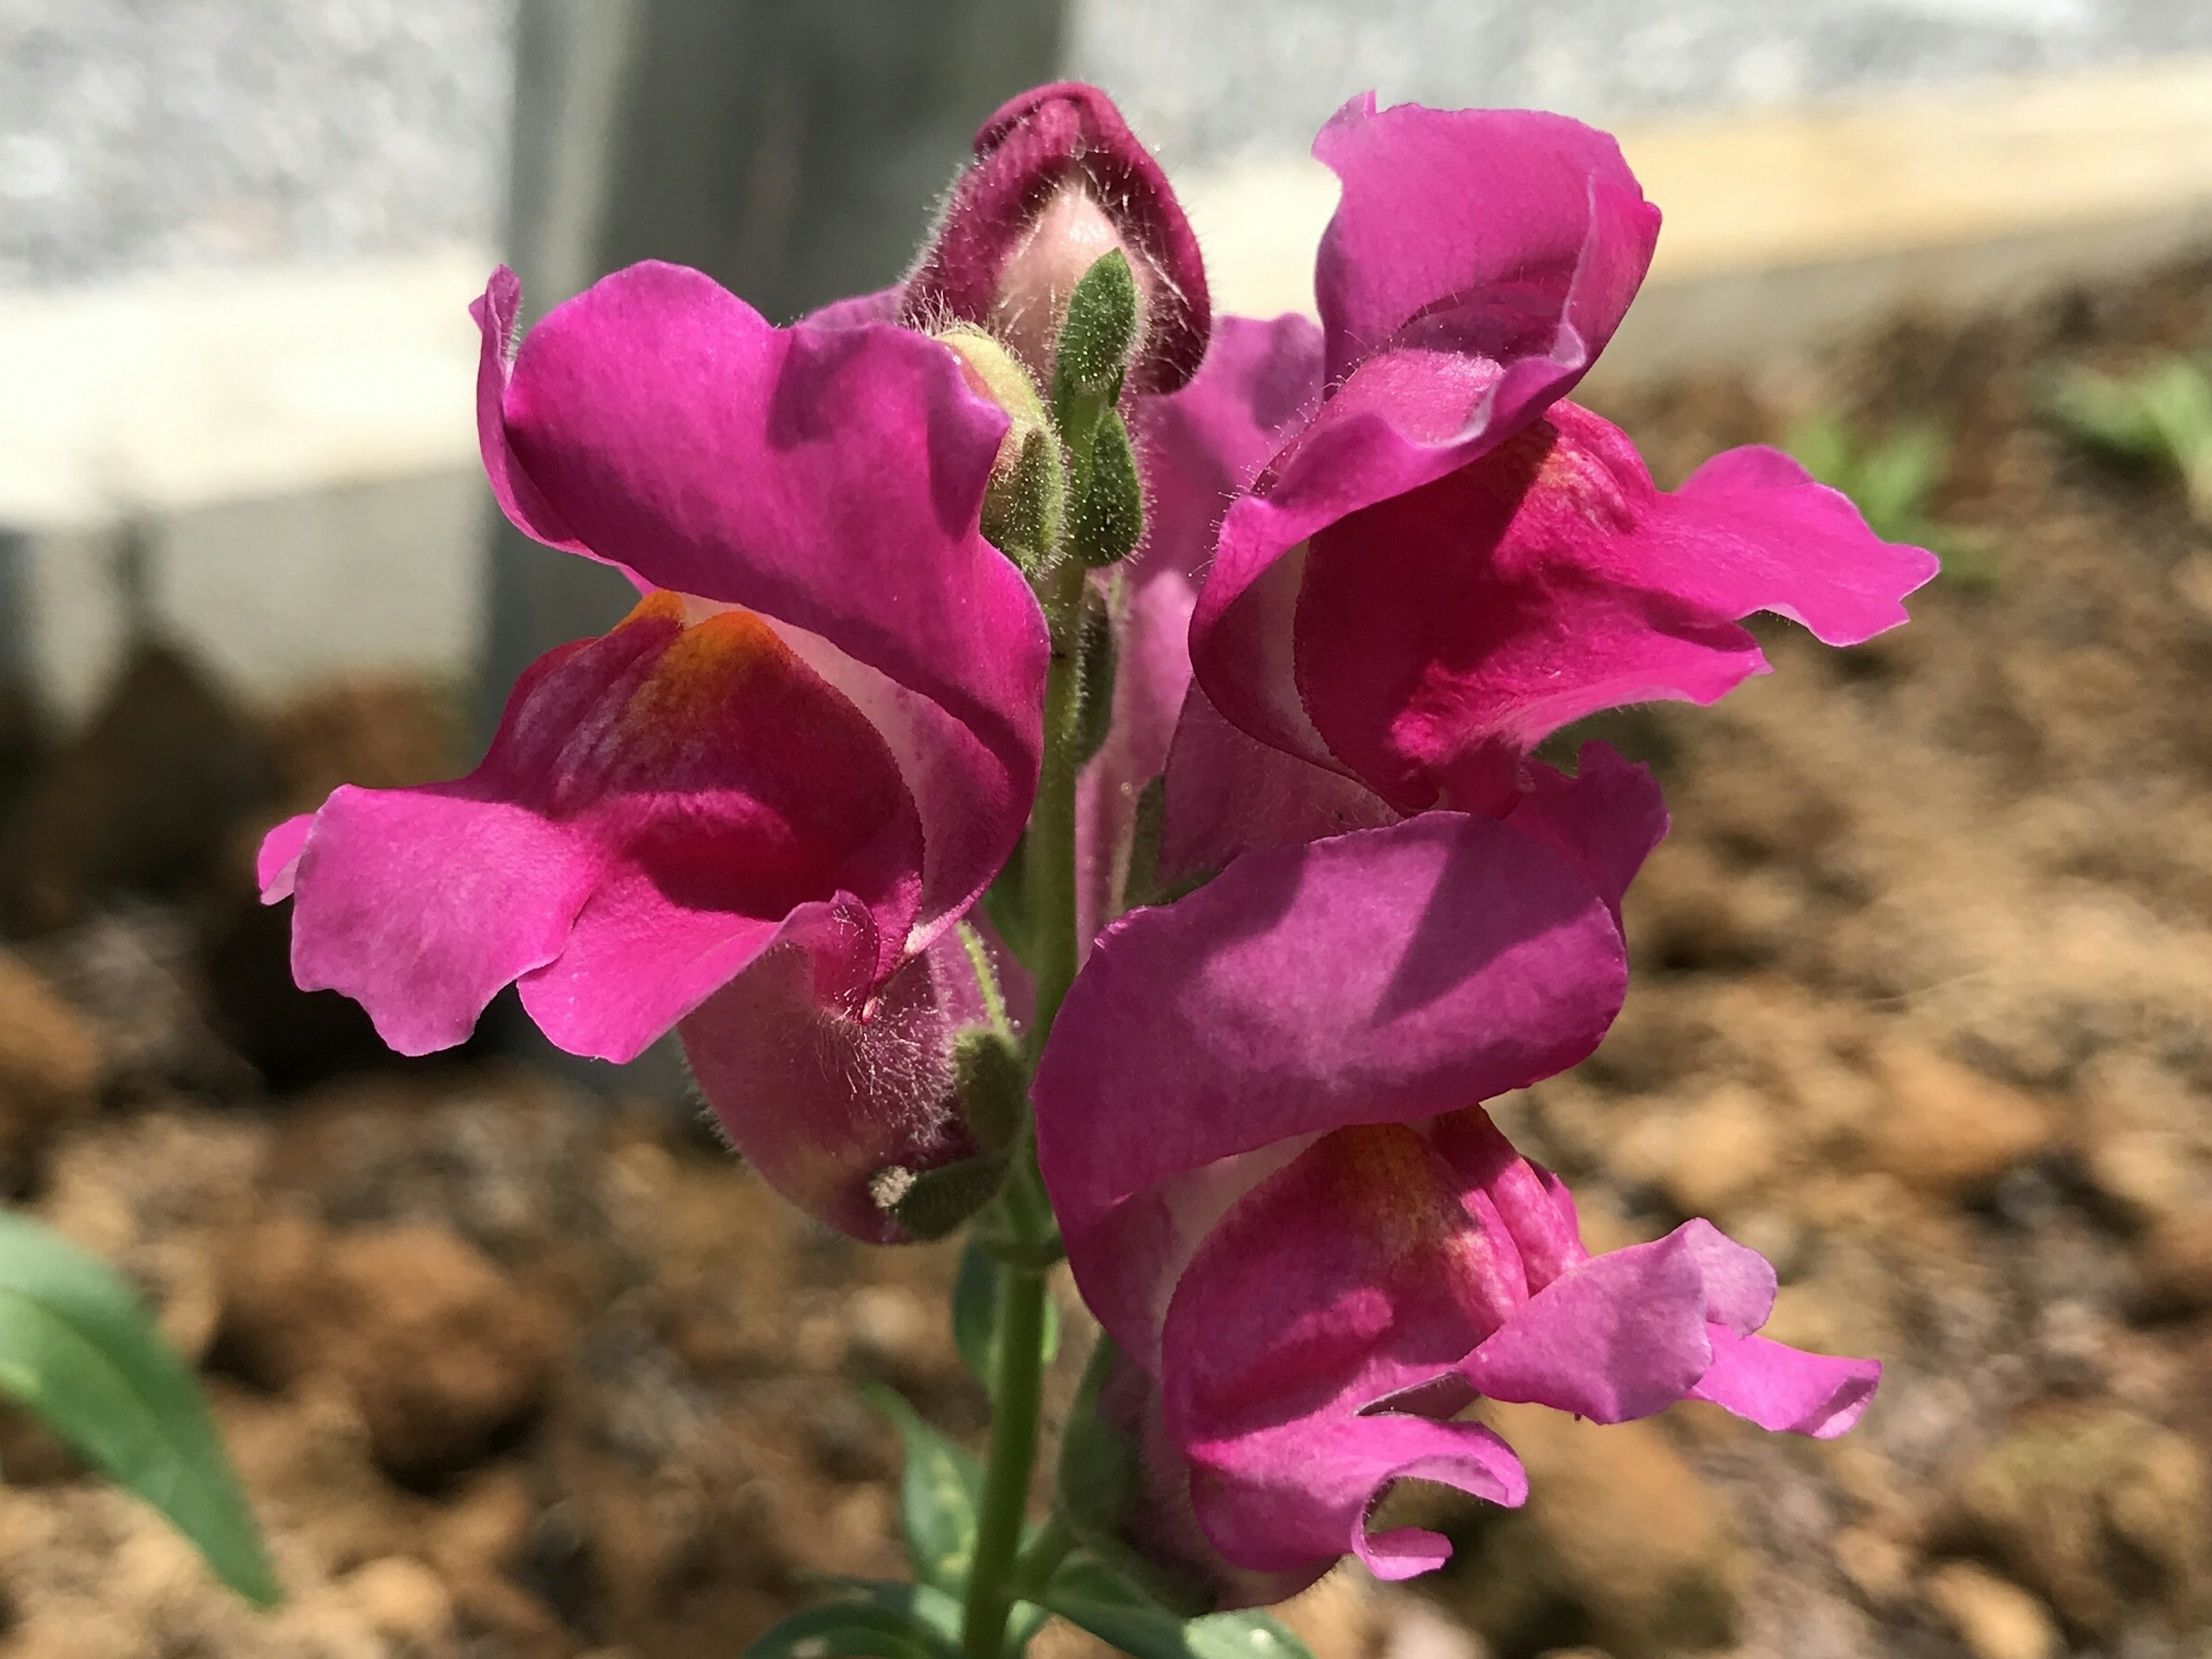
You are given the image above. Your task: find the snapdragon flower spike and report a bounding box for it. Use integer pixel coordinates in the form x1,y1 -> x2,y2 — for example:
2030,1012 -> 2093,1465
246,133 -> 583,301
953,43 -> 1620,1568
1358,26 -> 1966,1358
1032,768 -> 1878,1593
260,261 -> 1050,1240
1185,96 -> 1941,819
904,82 -> 1210,397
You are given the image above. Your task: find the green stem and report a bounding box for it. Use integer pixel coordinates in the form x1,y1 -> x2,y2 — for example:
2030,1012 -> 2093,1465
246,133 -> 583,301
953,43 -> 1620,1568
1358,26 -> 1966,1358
1023,561 -> 1088,1058
963,559 -> 1087,1659
963,1250 -> 1048,1658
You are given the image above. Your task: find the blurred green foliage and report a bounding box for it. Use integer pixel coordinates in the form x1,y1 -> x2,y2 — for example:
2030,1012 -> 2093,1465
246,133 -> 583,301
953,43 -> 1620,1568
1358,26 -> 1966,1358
2045,355 -> 2212,524
1785,414 -> 2002,587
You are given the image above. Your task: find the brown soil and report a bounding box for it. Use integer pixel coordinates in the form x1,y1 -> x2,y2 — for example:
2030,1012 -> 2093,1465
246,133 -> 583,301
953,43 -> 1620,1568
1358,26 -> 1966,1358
0,256 -> 2207,1659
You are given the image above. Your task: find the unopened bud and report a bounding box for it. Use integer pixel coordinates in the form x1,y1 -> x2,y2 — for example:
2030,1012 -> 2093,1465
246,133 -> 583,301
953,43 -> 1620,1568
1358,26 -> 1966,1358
953,1026 -> 1027,1153
904,82 -> 1210,397
1053,249 -> 1140,416
940,328 -> 1065,571
889,1151 -> 1009,1241
1069,408 -> 1144,569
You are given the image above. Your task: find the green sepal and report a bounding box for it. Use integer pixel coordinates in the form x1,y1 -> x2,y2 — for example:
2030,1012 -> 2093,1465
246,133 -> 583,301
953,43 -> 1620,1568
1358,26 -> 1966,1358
1054,1337 -> 1216,1618
1054,249 -> 1139,419
1070,409 -> 1145,568
953,1235 -> 1061,1392
981,426 -> 1067,575
891,1153 -> 1010,1241
953,1027 -> 1027,1153
0,1208 -> 280,1607
1071,593 -> 1119,766
857,1381 -> 983,1593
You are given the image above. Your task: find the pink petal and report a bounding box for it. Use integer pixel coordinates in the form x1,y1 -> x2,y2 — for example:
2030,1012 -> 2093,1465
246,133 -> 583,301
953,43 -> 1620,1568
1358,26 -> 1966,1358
256,813 -> 313,903
1688,1327 -> 1881,1438
1186,1412 -> 1527,1580
1190,105 -> 1661,775
680,922 -> 990,1243
475,262 -> 1048,944
1459,1225 -> 1715,1422
1499,741 -> 1671,919
1293,402 -> 1940,813
283,596 -> 921,1063
1312,98 -> 1658,388
1158,683 -> 1396,886
1034,812 -> 1628,1357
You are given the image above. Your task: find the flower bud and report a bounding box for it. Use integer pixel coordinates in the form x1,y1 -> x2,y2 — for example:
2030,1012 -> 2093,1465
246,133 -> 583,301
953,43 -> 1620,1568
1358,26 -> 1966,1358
940,327 -> 1064,571
906,82 -> 1210,397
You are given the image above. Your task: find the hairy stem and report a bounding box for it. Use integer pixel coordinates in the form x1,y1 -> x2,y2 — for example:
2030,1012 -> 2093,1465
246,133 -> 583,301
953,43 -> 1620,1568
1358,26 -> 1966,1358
963,558 -> 1088,1659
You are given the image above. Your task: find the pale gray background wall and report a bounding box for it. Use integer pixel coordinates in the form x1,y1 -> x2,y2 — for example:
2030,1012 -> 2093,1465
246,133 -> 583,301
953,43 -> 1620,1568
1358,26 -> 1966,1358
3,0 -> 2210,291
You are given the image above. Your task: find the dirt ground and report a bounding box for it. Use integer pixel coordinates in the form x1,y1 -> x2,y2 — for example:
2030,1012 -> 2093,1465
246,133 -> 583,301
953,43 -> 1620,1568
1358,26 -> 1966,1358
0,255 -> 2209,1659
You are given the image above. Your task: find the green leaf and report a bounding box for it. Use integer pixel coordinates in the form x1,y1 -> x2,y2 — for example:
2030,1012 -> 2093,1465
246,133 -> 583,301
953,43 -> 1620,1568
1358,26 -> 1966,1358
745,1596 -> 963,1659
1037,1585 -> 1315,1659
952,1237 -> 1060,1392
858,1382 -> 983,1592
0,1209 -> 279,1606
800,1578 -> 967,1648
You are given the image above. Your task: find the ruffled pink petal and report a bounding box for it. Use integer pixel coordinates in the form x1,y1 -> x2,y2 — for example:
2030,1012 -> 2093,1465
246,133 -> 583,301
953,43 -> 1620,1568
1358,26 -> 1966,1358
679,922 -> 990,1243
1458,1225 -> 1715,1422
474,262 -> 1048,944
276,595 -> 921,1063
1077,315 -> 1331,938
1312,97 -> 1658,389
1687,1327 -> 1881,1438
1190,105 -> 1661,775
1293,402 -> 1941,813
1185,1412 -> 1526,1580
797,285 -> 902,331
1035,810 -> 1628,1357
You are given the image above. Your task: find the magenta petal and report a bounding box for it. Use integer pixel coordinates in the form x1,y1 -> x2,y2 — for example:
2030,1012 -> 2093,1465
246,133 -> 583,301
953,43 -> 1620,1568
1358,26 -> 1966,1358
1312,98 -> 1658,388
1459,1226 -> 1715,1422
1035,813 -> 1627,1355
1158,683 -> 1397,886
797,285 -> 902,331
1187,1412 -> 1527,1580
482,261 -> 1048,941
471,267 -> 599,564
1293,402 -> 1938,813
1688,1327 -> 1881,1438
1673,445 -> 1944,645
256,813 -> 313,903
1499,742 -> 1670,919
679,923 -> 987,1243
283,597 -> 922,1063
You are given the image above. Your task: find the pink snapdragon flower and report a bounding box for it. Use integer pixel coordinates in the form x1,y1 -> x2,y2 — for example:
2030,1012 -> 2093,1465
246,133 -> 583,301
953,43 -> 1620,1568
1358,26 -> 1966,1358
1168,96 -> 1940,859
259,261 -> 1050,1240
1032,760 -> 1878,1598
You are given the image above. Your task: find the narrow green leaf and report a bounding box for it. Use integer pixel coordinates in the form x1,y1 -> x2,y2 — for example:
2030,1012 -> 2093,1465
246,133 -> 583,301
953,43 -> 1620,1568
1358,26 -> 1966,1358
745,1596 -> 963,1659
800,1578 -> 967,1647
953,1238 -> 1060,1392
0,1209 -> 279,1606
1037,1588 -> 1315,1659
1069,411 -> 1145,569
858,1381 -> 983,1592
